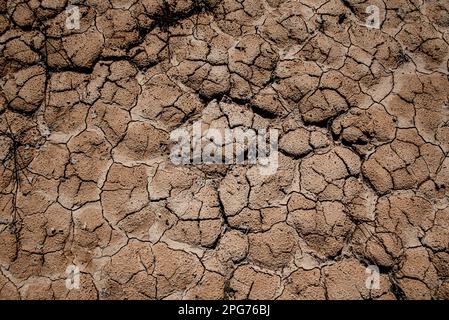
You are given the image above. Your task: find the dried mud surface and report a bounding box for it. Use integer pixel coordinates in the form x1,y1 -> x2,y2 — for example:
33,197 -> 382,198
1,0 -> 449,300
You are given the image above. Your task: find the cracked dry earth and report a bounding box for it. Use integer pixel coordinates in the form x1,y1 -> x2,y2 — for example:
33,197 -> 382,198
0,0 -> 449,301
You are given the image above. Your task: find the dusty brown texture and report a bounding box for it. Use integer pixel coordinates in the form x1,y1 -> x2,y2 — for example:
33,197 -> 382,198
0,0 -> 449,300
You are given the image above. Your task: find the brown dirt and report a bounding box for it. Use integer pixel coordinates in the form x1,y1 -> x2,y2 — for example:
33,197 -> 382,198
0,0 -> 449,300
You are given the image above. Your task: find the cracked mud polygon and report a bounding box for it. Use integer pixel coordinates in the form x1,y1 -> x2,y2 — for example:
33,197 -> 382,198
0,0 -> 449,300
